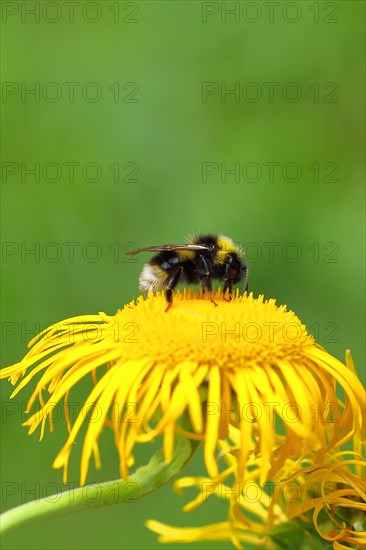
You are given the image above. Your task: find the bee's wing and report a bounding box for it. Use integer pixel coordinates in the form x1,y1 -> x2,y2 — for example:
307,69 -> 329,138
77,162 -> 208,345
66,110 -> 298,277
125,244 -> 212,256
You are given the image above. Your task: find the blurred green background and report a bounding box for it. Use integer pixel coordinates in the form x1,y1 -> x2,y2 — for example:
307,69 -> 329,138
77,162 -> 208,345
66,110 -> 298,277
1,1 -> 365,549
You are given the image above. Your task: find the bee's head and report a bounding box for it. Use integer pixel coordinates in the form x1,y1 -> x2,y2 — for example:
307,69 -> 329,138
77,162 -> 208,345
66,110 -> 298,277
237,258 -> 248,283
208,235 -> 240,265
226,253 -> 247,283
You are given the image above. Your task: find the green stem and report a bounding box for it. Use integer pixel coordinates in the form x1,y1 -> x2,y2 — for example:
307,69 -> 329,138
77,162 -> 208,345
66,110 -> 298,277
1,432 -> 200,537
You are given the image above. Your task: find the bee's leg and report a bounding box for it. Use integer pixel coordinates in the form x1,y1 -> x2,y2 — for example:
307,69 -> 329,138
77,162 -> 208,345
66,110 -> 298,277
242,263 -> 249,295
165,267 -> 183,312
199,257 -> 218,306
223,263 -> 233,301
202,277 -> 218,306
223,281 -> 233,300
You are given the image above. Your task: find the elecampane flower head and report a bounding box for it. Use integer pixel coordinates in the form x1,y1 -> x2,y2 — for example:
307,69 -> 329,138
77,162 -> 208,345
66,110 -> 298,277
1,291 -> 365,486
147,449 -> 366,549
282,413 -> 366,550
284,454 -> 366,549
148,405 -> 366,550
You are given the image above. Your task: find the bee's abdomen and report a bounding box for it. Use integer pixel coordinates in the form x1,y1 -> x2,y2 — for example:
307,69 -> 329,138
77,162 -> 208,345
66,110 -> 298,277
139,263 -> 168,294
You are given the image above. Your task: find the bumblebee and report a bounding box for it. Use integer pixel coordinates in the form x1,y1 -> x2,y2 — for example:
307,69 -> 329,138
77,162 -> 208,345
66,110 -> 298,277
126,234 -> 249,311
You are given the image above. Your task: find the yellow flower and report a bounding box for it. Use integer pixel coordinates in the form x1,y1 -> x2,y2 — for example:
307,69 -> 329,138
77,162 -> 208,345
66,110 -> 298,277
1,291 -> 365,486
283,436 -> 366,549
147,415 -> 366,549
148,448 -> 366,550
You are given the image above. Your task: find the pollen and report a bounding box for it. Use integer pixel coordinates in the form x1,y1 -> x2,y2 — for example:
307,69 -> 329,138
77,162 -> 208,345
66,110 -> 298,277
112,290 -> 313,368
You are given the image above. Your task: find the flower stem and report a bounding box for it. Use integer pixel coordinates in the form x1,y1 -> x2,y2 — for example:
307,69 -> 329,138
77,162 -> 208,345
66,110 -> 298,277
1,432 -> 199,536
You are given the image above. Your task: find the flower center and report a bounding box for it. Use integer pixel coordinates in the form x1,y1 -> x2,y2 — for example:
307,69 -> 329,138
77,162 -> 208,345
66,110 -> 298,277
106,291 -> 314,369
